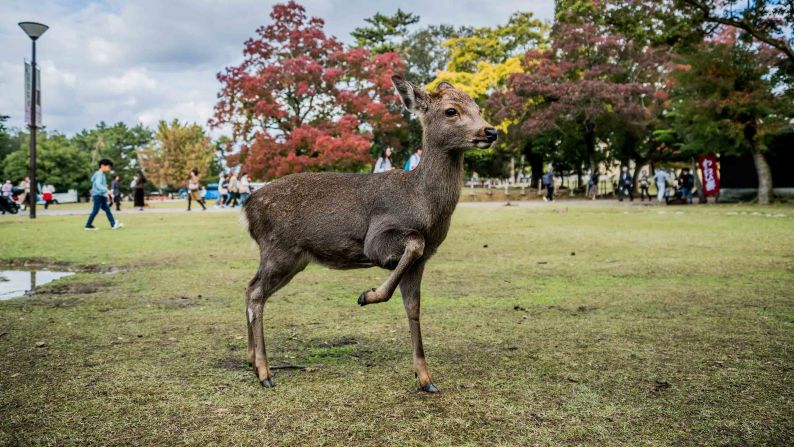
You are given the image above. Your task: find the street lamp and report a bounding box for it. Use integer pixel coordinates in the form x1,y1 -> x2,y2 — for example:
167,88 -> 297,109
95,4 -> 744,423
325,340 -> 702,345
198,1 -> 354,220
18,21 -> 48,219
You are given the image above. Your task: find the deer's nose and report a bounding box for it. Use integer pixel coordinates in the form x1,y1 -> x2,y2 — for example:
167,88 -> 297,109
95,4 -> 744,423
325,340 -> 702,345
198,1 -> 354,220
484,127 -> 498,142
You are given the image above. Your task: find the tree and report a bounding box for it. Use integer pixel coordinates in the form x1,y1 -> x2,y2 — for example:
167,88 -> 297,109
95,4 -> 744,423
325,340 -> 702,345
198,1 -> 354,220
668,30 -> 792,204
136,120 -> 215,189
0,115 -> 20,167
72,122 -> 152,182
490,19 -> 653,181
2,131 -> 90,192
351,9 -> 420,55
212,1 -> 405,179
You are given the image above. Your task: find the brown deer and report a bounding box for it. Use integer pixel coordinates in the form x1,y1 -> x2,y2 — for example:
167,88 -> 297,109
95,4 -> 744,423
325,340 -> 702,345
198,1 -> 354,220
242,76 -> 497,392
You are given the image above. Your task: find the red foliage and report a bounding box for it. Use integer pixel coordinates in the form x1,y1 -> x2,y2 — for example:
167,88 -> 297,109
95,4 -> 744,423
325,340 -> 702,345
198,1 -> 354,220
211,1 -> 405,179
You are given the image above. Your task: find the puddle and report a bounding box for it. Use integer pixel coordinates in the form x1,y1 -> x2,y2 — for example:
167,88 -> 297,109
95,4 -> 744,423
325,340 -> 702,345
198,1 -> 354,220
0,270 -> 75,300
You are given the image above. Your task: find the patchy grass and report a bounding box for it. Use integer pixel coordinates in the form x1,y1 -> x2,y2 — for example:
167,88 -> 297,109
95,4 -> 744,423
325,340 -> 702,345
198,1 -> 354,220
1,203 -> 793,446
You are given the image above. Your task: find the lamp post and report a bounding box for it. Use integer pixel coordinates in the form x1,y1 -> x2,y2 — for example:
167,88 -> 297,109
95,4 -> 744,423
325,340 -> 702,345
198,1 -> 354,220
18,21 -> 48,219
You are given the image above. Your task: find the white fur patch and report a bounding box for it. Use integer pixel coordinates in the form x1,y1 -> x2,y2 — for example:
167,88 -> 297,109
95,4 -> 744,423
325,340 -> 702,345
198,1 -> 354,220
248,307 -> 254,323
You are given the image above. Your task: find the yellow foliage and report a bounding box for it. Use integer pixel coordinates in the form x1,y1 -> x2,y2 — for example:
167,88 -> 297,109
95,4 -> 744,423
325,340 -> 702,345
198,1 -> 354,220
426,56 -> 524,100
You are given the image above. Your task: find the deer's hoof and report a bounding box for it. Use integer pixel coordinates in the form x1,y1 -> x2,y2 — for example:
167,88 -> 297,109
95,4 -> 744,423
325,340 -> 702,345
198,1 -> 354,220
260,377 -> 276,388
420,383 -> 439,393
358,288 -> 376,306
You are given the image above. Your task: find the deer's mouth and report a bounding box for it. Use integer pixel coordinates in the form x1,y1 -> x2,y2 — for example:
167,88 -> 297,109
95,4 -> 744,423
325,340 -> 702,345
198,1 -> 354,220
472,139 -> 494,148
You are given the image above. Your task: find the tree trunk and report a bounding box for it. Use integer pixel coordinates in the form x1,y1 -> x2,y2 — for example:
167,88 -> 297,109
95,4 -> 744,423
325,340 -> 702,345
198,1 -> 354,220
526,146 -> 543,189
752,149 -> 773,204
584,126 -> 597,174
631,161 -> 643,192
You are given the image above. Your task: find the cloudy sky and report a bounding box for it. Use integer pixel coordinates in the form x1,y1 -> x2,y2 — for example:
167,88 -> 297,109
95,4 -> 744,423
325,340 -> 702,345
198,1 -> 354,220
0,0 -> 554,137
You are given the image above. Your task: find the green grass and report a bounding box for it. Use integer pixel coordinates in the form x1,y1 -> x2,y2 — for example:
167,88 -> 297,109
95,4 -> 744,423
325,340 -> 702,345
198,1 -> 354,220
1,203 -> 793,446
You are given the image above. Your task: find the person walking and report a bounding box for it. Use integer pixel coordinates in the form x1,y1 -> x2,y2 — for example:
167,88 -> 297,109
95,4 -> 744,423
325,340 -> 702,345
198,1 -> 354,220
639,170 -> 650,201
542,168 -> 555,202
111,175 -> 122,211
186,168 -> 206,211
225,172 -> 239,207
132,170 -> 146,211
680,168 -> 695,204
654,168 -> 669,202
215,172 -> 226,207
18,177 -> 30,211
42,184 -> 55,209
2,180 -> 12,198
85,159 -> 123,230
239,172 -> 251,204
618,166 -> 634,202
587,172 -> 599,200
404,147 -> 422,171
374,147 -> 393,173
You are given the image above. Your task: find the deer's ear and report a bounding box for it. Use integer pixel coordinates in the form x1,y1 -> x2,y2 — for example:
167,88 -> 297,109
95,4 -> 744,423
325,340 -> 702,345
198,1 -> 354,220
392,76 -> 429,114
436,81 -> 454,91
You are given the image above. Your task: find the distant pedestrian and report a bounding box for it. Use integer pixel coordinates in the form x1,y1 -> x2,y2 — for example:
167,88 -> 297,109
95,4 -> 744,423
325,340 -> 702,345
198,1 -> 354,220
216,172 -> 226,207
112,175 -> 122,211
225,172 -> 239,207
542,168 -> 554,202
618,166 -> 633,202
639,170 -> 650,201
187,168 -> 206,211
42,185 -> 55,209
587,172 -> 599,200
85,159 -> 123,230
405,147 -> 422,171
239,173 -> 251,204
654,169 -> 668,202
132,170 -> 146,211
2,180 -> 12,197
679,168 -> 695,204
374,147 -> 393,173
18,177 -> 30,211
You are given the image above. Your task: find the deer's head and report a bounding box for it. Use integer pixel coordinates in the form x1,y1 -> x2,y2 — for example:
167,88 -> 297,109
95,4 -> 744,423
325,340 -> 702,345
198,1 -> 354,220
392,76 -> 497,151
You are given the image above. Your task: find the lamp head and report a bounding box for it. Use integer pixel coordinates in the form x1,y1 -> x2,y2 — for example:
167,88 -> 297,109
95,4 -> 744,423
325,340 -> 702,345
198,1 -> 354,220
18,22 -> 49,40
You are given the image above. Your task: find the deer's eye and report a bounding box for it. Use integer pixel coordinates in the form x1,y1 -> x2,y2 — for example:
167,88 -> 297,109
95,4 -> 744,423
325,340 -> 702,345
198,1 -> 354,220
444,108 -> 458,117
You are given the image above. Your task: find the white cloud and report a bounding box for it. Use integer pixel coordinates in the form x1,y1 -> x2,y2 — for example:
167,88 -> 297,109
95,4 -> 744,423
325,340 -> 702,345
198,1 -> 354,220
0,0 -> 554,137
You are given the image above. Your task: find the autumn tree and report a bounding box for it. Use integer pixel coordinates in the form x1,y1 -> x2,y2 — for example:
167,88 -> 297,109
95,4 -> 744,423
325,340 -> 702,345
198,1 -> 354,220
491,21 -> 654,189
668,30 -> 792,204
137,120 -> 215,189
212,1 -> 405,179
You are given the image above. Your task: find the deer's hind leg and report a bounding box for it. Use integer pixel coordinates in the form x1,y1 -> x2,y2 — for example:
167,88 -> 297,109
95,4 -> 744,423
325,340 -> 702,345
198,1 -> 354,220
358,230 -> 424,306
247,248 -> 309,388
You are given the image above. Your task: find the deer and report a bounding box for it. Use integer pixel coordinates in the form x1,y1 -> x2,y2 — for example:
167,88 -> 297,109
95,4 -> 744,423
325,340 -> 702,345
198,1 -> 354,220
241,76 -> 497,393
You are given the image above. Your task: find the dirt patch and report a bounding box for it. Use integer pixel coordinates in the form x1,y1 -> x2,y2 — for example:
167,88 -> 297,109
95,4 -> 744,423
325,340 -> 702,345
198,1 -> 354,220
316,336 -> 359,348
31,281 -> 103,296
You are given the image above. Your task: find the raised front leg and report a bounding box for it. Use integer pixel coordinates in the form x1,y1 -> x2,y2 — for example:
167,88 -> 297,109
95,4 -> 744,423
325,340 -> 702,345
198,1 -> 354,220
398,261 -> 437,393
358,235 -> 424,306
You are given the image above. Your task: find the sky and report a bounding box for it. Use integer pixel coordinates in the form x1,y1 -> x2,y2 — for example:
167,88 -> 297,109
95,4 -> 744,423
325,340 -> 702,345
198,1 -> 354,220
0,0 -> 554,137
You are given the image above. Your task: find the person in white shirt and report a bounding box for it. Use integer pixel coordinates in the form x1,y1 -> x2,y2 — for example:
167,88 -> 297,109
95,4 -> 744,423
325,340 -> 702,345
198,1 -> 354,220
654,169 -> 669,202
239,173 -> 251,204
374,147 -> 393,173
406,147 -> 422,171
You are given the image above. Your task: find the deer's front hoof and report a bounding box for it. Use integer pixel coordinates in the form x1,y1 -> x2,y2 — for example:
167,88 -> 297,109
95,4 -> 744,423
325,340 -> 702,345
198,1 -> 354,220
358,288 -> 376,306
420,383 -> 439,393
260,377 -> 276,388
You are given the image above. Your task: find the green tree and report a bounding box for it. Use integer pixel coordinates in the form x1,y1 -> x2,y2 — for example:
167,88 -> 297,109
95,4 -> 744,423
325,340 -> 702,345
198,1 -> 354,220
351,9 -> 420,55
0,115 -> 20,167
2,131 -> 91,192
72,122 -> 152,182
669,30 -> 792,204
137,120 -> 215,190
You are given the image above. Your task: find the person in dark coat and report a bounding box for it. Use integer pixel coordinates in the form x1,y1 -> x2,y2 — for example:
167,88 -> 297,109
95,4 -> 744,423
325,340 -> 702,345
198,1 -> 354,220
133,170 -> 146,211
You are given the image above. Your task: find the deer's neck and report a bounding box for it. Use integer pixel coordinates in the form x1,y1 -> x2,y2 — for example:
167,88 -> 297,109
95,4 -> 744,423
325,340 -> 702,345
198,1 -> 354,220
412,145 -> 464,219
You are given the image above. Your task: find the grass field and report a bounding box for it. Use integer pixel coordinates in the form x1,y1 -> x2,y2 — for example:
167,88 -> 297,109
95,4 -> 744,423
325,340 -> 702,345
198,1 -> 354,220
1,202 -> 793,446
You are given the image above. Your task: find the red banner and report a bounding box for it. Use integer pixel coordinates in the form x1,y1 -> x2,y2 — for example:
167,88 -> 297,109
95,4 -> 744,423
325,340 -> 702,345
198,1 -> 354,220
698,153 -> 720,196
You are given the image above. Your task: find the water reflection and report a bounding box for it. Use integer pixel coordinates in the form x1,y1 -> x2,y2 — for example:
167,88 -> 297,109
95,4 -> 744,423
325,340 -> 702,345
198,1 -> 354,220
0,270 -> 75,300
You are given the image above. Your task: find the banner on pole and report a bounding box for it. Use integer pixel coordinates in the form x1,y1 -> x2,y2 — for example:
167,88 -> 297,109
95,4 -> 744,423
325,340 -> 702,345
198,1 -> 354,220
24,61 -> 41,126
698,153 -> 720,196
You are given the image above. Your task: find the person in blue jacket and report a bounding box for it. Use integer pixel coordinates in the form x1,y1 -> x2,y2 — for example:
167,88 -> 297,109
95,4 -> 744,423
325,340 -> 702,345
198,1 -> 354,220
84,159 -> 124,231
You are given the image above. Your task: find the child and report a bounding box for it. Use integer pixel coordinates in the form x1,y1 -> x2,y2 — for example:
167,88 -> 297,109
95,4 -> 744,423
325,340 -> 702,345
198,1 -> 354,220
85,159 -> 124,230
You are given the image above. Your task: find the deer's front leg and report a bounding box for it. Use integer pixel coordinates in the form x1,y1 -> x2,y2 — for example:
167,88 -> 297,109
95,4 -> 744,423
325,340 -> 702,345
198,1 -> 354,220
398,261 -> 437,393
358,233 -> 424,306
